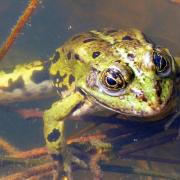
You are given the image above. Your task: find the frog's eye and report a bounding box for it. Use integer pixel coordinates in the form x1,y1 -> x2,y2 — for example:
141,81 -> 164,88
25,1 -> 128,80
153,49 -> 171,77
102,68 -> 126,90
98,66 -> 133,96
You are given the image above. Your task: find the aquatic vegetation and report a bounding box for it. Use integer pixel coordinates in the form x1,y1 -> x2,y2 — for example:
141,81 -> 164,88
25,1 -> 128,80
0,118 -> 180,179
0,1 -> 180,180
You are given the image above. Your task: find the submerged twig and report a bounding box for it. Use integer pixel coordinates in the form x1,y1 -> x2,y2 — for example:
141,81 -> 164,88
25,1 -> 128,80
101,164 -> 179,180
1,155 -> 179,180
0,156 -> 48,167
0,138 -> 19,155
0,162 -> 58,180
118,130 -> 177,157
122,154 -> 180,165
0,117 -> 179,179
0,0 -> 40,60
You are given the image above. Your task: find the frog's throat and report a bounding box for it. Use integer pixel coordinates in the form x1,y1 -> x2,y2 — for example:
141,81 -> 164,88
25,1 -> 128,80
80,88 -> 176,122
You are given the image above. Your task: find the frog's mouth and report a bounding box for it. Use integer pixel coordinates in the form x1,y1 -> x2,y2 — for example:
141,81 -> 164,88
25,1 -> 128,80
84,68 -> 176,121
80,87 -> 175,122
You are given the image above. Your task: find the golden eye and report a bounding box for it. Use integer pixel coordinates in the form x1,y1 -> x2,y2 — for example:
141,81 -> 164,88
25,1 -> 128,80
98,65 -> 134,96
102,68 -> 126,91
153,48 -> 172,77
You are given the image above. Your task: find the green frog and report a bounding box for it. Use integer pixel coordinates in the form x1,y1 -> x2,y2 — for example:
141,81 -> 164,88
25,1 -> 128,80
0,28 -> 179,178
44,28 -> 179,177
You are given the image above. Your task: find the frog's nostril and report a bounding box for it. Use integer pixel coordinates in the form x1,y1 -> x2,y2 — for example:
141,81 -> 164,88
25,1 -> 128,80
130,88 -> 147,102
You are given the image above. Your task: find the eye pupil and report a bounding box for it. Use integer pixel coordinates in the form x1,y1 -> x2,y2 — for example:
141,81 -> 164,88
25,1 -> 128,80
160,57 -> 167,70
154,54 -> 161,66
106,77 -> 117,86
102,68 -> 125,91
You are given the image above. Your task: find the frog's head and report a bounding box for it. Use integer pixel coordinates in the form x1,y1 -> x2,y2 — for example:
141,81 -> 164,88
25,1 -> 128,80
78,34 -> 176,120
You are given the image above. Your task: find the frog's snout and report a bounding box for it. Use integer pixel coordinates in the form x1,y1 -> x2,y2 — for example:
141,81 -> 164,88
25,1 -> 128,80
130,79 -> 163,104
130,88 -> 148,102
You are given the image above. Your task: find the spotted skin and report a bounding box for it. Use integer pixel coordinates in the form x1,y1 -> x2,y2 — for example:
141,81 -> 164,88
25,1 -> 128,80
0,60 -> 54,104
3,76 -> 25,92
49,47 -> 76,98
51,51 -> 60,64
46,28 -> 177,123
47,128 -> 61,142
43,29 -> 178,176
0,28 -> 178,176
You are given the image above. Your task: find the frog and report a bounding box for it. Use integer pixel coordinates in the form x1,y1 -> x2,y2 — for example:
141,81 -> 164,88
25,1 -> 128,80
0,28 -> 179,179
43,28 -> 179,177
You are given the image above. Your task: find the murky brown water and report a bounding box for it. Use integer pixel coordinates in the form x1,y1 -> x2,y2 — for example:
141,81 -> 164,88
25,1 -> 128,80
0,0 -> 179,179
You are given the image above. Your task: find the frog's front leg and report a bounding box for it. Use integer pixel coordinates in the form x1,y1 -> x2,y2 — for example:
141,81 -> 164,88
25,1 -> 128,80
43,92 -> 85,178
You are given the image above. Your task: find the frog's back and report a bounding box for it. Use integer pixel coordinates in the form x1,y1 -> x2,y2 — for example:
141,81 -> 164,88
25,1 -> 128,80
62,28 -> 149,63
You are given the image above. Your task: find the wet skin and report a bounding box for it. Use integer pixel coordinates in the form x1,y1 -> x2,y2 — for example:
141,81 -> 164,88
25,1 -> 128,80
44,29 -> 178,173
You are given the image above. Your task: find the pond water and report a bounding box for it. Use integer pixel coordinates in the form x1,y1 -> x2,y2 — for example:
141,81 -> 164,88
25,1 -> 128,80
0,0 -> 180,179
